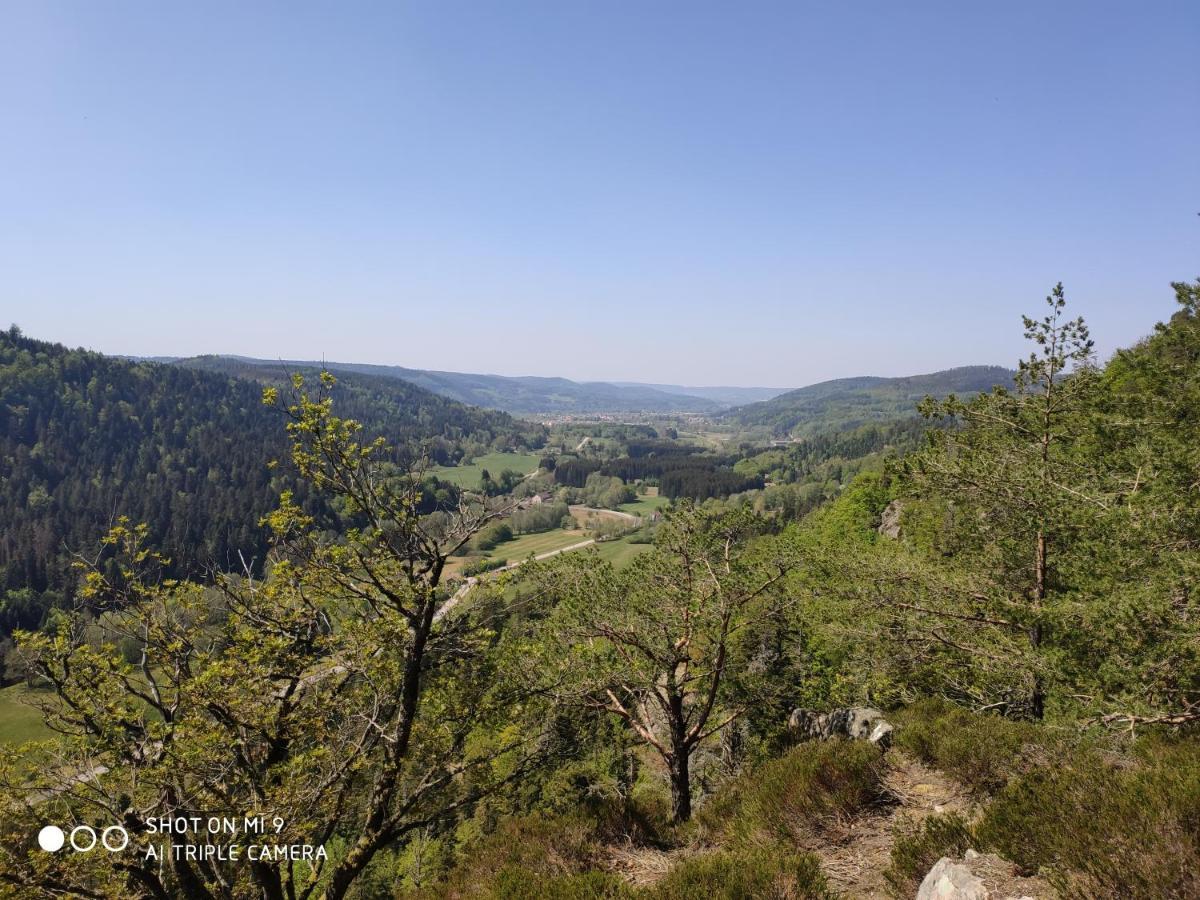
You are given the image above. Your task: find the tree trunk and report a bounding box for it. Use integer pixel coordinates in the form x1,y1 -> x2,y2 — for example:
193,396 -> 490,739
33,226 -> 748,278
1030,528 -> 1047,719
1028,622 -> 1045,720
668,752 -> 691,823
320,597 -> 436,900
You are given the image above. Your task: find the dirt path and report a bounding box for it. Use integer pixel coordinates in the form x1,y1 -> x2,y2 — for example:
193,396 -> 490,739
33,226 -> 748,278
819,751 -> 1054,899
818,751 -> 971,898
601,751 -> 1048,898
599,753 -> 972,894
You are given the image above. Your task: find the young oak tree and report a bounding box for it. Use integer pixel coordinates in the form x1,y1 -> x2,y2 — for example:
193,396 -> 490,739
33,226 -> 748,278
0,374 -> 535,900
531,504 -> 794,822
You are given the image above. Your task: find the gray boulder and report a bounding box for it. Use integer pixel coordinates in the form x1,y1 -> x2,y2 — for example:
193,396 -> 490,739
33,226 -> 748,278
917,857 -> 990,900
787,706 -> 894,750
878,499 -> 904,539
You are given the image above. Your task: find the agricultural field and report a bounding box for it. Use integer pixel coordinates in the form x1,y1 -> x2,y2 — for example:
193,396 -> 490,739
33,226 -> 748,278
429,451 -> 542,488
489,528 -> 593,562
0,684 -> 52,745
445,526 -> 592,576
593,537 -> 653,569
619,487 -> 671,517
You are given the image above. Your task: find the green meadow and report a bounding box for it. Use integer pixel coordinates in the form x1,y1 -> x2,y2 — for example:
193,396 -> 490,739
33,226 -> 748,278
0,684 -> 52,745
429,452 -> 542,488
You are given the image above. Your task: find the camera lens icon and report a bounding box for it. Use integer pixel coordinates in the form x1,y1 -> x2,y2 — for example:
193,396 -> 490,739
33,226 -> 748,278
38,824 -> 128,853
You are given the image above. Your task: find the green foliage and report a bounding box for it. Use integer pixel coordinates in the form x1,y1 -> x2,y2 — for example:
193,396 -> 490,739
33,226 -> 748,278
482,468 -> 527,496
577,473 -> 636,510
646,848 -> 832,900
533,504 -> 795,822
6,282 -> 1200,899
799,282 -> 1200,726
0,331 -> 538,639
510,501 -> 571,535
976,736 -> 1200,898
885,700 -> 1200,897
883,813 -> 974,897
417,814 -> 612,899
463,557 -> 509,576
809,471 -> 892,543
892,699 -> 1053,794
0,381 -> 537,900
698,740 -> 889,849
487,868 -> 632,899
475,522 -> 515,551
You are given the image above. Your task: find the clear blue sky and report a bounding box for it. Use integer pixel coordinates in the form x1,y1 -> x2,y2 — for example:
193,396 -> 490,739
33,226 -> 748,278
3,1 -> 1197,387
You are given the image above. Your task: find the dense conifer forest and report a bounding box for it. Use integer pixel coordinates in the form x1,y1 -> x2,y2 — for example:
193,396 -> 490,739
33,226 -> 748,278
0,329 -> 542,635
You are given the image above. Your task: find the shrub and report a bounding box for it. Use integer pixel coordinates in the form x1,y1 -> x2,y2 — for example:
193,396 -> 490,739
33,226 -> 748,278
463,557 -> 508,577
698,740 -> 889,849
975,737 -> 1200,898
511,501 -> 571,535
892,699 -> 1051,794
647,849 -> 833,900
626,527 -> 655,544
587,518 -> 633,541
475,522 -> 514,551
883,812 -> 974,897
426,814 -> 606,899
489,867 -> 632,899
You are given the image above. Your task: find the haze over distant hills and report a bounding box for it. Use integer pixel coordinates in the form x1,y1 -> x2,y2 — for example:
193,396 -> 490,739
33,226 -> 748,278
721,365 -> 1015,437
171,356 -> 740,415
166,355 -> 1013,427
609,383 -> 789,405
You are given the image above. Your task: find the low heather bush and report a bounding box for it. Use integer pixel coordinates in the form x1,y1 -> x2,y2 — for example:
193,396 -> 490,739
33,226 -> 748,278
883,812 -> 974,897
698,739 -> 890,849
892,699 -> 1053,794
646,849 -> 832,900
976,736 -> 1200,899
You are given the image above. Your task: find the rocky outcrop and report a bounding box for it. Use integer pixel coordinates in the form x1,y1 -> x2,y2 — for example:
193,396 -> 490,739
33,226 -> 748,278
917,851 -> 1047,900
918,857 -> 990,899
787,706 -> 894,750
878,499 -> 904,539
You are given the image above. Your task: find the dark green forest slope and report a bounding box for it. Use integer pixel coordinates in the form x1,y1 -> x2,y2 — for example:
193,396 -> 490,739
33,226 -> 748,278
722,365 -> 1013,436
0,330 -> 541,635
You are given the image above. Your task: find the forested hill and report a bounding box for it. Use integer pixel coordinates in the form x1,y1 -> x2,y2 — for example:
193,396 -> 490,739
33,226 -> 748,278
721,365 -> 1014,436
0,330 -> 542,634
173,356 -> 724,415
175,355 -> 541,458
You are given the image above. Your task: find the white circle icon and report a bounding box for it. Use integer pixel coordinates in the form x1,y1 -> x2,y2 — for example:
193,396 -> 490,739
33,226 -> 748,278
37,825 -> 65,852
102,826 -> 129,852
69,826 -> 97,852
